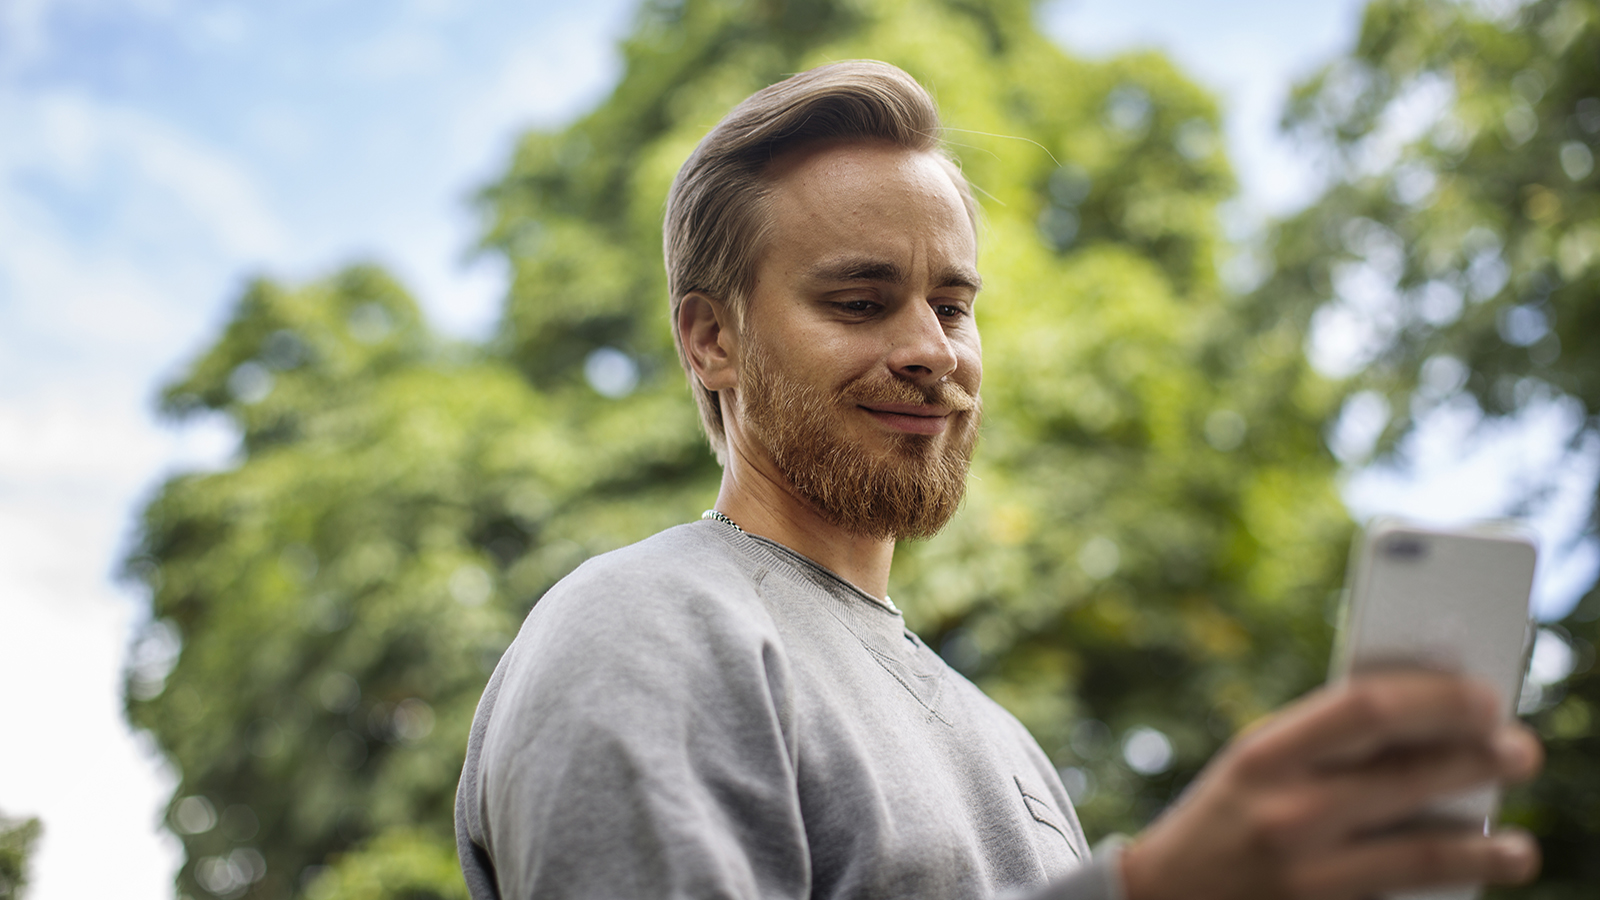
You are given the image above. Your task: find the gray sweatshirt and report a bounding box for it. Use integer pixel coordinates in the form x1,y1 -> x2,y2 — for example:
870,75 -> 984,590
456,520 -> 1124,899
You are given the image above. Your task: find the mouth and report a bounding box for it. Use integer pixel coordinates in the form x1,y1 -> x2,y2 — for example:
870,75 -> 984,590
858,403 -> 955,436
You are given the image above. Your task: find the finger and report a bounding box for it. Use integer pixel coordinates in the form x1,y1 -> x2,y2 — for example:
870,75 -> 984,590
1264,741 -> 1505,847
1321,725 -> 1542,837
1234,672 -> 1500,776
1290,828 -> 1540,900
1491,722 -> 1543,784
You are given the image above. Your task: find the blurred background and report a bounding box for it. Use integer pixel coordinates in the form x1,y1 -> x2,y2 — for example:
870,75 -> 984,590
1,0 -> 1596,897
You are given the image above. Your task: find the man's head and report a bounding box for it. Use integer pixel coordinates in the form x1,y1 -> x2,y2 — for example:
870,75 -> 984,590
664,60 -> 978,460
667,62 -> 983,540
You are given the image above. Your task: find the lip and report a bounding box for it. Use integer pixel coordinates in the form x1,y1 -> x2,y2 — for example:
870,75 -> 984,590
859,403 -> 952,435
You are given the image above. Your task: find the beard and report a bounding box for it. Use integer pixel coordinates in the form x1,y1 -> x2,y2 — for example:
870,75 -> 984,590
738,337 -> 981,541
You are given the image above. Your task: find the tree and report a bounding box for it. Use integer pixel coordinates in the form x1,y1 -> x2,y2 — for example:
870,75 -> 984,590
1262,0 -> 1600,894
481,0 -> 1352,834
0,811 -> 41,900
127,0 -> 1352,895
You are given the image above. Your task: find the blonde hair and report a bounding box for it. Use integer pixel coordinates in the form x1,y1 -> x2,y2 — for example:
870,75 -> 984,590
663,59 -> 975,461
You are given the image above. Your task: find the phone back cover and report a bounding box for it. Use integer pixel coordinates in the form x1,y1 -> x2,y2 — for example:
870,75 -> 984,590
1343,523 -> 1536,697
1337,522 -> 1537,900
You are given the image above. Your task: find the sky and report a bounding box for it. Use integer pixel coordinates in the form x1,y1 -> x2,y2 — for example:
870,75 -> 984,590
0,1 -> 1593,898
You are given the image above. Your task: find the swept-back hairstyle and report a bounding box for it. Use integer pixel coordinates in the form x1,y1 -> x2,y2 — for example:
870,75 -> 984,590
664,59 -> 976,462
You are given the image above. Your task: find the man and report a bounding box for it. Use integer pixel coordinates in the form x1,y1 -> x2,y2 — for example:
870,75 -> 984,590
456,60 -> 1543,899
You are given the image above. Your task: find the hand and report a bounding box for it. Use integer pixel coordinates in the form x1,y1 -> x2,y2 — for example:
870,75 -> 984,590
1119,671 -> 1543,900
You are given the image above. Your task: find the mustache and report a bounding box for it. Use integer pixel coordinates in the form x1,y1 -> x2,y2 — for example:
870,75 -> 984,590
841,376 -> 979,413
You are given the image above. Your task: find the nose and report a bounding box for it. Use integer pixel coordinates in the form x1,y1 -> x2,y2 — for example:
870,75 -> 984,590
886,302 -> 959,384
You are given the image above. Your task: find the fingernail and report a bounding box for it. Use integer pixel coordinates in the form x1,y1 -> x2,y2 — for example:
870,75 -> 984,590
1492,831 -> 1532,853
1493,831 -> 1538,879
1493,729 -> 1532,773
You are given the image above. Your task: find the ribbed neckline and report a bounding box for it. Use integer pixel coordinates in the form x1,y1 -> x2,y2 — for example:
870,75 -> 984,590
693,519 -> 903,618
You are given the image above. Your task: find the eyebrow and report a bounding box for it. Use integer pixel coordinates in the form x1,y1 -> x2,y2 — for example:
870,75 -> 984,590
805,257 -> 983,292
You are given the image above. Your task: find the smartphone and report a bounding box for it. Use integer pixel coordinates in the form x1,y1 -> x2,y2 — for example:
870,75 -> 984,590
1329,518 -> 1538,900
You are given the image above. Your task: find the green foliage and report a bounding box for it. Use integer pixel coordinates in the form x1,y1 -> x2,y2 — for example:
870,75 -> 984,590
131,268 -> 524,898
1502,608 -> 1600,897
302,830 -> 468,900
1265,1 -> 1600,893
128,265 -> 714,898
128,0 -> 1355,895
1272,0 -> 1599,431
0,812 -> 41,900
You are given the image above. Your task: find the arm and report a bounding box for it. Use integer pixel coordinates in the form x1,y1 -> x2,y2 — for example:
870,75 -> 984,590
1117,671 -> 1542,900
469,571 -> 810,900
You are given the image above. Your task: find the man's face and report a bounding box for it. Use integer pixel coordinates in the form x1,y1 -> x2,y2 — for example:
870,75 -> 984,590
729,140 -> 983,540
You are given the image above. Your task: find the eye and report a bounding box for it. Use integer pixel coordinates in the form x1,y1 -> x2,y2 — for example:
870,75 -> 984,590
835,297 -> 882,316
933,302 -> 969,319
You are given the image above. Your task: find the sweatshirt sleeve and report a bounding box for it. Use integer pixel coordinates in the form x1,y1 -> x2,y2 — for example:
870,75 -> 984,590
466,557 -> 810,900
1016,837 -> 1128,900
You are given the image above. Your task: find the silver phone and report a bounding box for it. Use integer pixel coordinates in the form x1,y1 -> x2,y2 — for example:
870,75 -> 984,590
1329,518 -> 1538,900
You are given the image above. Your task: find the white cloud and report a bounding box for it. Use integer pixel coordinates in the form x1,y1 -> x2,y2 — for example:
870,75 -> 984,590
0,86 -> 290,392
349,28 -> 449,82
0,0 -> 55,78
0,412 -> 188,900
193,3 -> 247,48
0,366 -> 234,900
0,395 -> 234,900
0,9 -> 628,890
0,566 -> 185,900
3,88 -> 287,256
243,103 -> 318,162
0,45 -> 277,900
444,7 -> 629,176
355,2 -> 631,339
406,0 -> 472,21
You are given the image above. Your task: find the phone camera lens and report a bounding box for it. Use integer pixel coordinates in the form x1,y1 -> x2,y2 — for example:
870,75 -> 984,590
1382,537 -> 1428,560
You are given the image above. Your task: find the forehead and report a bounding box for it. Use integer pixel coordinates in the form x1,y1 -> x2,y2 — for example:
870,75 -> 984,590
757,141 -> 977,276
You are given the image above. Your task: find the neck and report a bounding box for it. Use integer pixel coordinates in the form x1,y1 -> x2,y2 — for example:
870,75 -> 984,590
713,442 -> 896,602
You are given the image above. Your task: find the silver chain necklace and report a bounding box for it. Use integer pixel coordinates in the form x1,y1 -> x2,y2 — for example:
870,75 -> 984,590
700,509 -> 743,533
699,508 -> 899,612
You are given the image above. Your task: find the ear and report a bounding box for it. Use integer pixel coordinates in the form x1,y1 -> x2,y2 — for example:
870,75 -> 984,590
677,291 -> 740,392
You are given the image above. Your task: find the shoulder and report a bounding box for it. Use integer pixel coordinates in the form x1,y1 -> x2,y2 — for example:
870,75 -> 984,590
499,521 -> 776,676
473,523 -> 795,790
554,521 -> 756,600
469,524 -> 808,889
533,522 -> 762,630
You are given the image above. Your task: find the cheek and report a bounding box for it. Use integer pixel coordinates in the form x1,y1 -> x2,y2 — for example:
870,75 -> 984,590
804,333 -> 884,378
749,330 -> 865,393
957,336 -> 983,388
